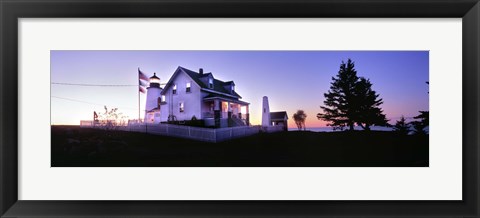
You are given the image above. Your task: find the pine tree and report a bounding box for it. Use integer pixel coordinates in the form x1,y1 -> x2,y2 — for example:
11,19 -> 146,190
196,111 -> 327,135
317,59 -> 359,131
353,78 -> 389,130
411,111 -> 429,134
318,59 -> 388,131
393,116 -> 410,135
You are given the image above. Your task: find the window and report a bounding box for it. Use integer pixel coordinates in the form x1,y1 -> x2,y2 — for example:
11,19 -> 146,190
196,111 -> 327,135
186,82 -> 191,93
161,95 -> 166,102
208,78 -> 213,89
223,102 -> 228,112
231,85 -> 235,93
173,84 -> 177,94
241,106 -> 247,114
179,102 -> 184,113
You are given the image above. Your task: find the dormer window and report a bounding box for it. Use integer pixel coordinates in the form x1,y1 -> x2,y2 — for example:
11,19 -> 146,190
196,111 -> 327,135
173,84 -> 177,94
208,78 -> 213,89
231,85 -> 235,93
186,82 -> 191,93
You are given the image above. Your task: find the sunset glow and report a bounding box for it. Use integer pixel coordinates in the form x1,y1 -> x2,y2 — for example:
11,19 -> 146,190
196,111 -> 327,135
51,51 -> 428,129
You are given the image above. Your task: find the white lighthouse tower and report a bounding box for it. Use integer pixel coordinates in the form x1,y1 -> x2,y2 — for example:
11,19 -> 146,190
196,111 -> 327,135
144,73 -> 162,123
261,96 -> 271,127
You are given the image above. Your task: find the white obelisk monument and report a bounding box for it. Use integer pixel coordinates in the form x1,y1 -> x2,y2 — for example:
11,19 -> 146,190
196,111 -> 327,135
262,96 -> 271,127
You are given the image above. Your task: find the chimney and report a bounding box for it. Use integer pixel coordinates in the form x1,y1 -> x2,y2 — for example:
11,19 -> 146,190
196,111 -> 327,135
199,68 -> 203,75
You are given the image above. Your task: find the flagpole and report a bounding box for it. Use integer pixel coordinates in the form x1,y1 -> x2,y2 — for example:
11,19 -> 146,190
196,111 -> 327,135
138,84 -> 140,122
138,67 -> 141,123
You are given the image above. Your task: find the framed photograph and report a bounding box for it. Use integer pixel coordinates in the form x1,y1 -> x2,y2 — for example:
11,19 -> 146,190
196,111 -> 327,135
50,50 -> 430,167
1,0 -> 479,217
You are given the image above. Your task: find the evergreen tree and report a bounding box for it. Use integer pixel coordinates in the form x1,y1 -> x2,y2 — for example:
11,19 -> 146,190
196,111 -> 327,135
318,59 -> 388,131
317,59 -> 359,131
393,116 -> 410,135
410,111 -> 429,134
353,78 -> 389,130
410,82 -> 429,135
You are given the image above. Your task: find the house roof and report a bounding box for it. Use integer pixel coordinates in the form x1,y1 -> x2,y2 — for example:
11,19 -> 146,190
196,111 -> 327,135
203,93 -> 249,105
183,67 -> 242,98
161,67 -> 242,98
270,111 -> 288,120
146,107 -> 160,113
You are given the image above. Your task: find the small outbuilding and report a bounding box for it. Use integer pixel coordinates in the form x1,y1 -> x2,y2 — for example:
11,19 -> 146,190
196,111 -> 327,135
270,111 -> 289,131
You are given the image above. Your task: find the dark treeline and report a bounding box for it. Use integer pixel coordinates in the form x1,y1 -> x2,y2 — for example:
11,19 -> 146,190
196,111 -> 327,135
317,59 -> 429,134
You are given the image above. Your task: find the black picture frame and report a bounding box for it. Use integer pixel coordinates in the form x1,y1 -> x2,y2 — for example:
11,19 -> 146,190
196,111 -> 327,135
1,0 -> 479,217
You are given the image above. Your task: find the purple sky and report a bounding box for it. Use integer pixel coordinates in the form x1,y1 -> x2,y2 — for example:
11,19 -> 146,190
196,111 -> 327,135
51,50 -> 429,128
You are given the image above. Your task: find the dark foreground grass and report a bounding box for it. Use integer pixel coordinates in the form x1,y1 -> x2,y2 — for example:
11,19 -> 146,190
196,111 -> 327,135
52,125 -> 428,167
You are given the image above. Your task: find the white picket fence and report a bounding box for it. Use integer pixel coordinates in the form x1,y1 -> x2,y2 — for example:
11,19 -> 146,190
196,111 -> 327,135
119,124 -> 264,142
81,120 -> 285,142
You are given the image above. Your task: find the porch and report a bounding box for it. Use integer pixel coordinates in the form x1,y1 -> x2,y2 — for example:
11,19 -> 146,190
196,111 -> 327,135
202,96 -> 250,127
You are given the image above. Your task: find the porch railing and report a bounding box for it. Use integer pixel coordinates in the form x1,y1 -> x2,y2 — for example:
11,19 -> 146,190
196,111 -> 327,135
202,112 -> 214,118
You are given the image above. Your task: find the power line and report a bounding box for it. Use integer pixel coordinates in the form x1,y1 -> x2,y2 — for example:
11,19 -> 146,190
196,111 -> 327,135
52,82 -> 137,87
51,96 -> 138,111
52,82 -> 167,87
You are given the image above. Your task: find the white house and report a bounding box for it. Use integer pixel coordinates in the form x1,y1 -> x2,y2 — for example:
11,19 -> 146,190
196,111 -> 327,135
146,66 -> 250,128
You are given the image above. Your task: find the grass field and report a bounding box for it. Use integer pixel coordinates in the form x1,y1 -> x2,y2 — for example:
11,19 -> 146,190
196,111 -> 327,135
51,125 -> 428,167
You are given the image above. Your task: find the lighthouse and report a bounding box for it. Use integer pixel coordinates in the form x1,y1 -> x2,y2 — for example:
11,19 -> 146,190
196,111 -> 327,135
144,73 -> 163,123
261,96 -> 271,127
